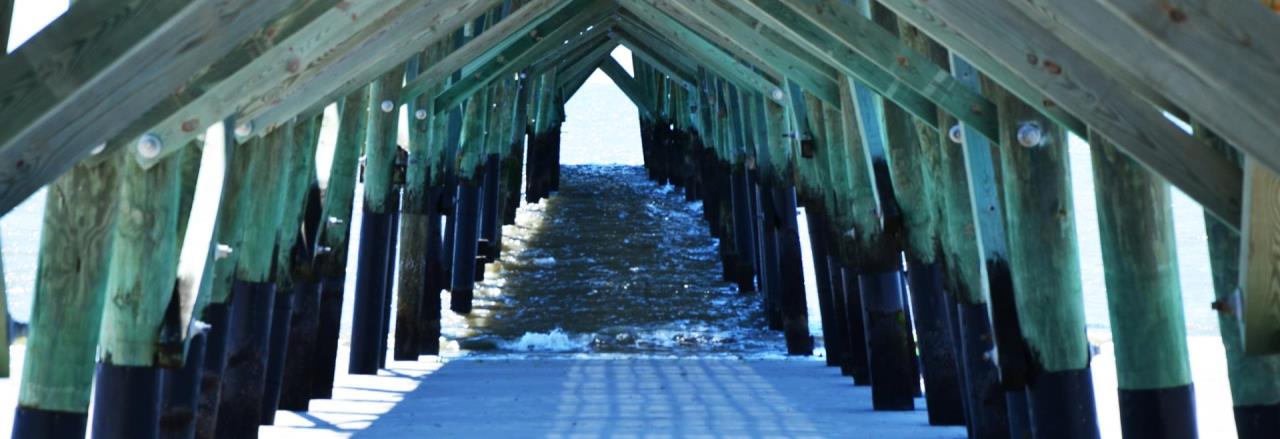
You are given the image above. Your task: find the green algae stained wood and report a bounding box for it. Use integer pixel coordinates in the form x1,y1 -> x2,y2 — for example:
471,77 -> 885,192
98,149 -> 185,366
456,85 -> 492,181
1089,132 -> 1190,390
209,130 -> 259,303
364,65 -> 408,214
18,154 -> 121,412
985,80 -> 1087,372
1196,127 -> 1280,406
235,125 -> 297,283
316,91 -> 369,278
274,116 -> 323,288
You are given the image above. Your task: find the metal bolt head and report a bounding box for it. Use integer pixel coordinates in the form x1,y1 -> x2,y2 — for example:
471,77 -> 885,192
90,142 -> 107,155
215,244 -> 234,260
137,134 -> 163,159
380,100 -> 395,113
1017,122 -> 1046,148
770,88 -> 786,102
327,216 -> 345,225
234,122 -> 253,141
948,124 -> 964,144
415,109 -> 428,120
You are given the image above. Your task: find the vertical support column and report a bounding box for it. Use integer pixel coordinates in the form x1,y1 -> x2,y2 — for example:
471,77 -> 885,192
951,57 -> 1025,439
311,91 -> 367,397
261,116 -> 321,424
92,146 -> 186,439
449,86 -> 491,314
350,65 -> 406,375
395,49 -> 435,361
216,124 -> 295,439
195,121 -> 256,439
771,186 -> 813,355
13,154 -> 120,438
1089,133 -> 1196,438
986,81 -> 1099,439
1196,128 -> 1280,439
806,209 -> 845,367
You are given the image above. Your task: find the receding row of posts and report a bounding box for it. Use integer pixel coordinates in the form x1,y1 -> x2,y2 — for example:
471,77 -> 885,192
3,0 -> 1280,438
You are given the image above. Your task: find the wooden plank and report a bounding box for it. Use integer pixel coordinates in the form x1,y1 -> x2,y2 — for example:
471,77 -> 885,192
159,121 -> 231,361
880,0 -> 1242,230
152,0 -> 503,168
727,0 -> 940,132
614,1 -> 786,103
598,57 -> 655,118
109,0 -> 338,163
0,0 -> 293,214
554,40 -> 618,89
1005,0 -> 1280,178
764,0 -> 999,140
433,2 -> 616,112
400,0 -> 585,100
610,24 -> 698,84
1097,0 -> 1280,175
1239,158 -> 1280,354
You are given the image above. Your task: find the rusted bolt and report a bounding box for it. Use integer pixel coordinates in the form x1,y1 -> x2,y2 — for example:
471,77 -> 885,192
181,119 -> 200,133
1043,60 -> 1062,75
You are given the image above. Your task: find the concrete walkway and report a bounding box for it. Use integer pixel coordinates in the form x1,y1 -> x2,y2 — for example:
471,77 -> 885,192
263,356 -> 964,438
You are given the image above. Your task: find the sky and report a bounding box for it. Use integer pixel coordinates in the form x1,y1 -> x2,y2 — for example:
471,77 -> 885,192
5,0 -> 68,53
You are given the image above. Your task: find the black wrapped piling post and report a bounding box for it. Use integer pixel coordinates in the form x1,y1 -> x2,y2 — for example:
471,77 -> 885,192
160,330 -> 207,439
905,257 -> 965,425
805,209 -> 844,367
259,285 -> 294,424
215,281 -> 276,437
92,364 -> 163,439
858,269 -> 915,410
770,186 -> 812,355
349,209 -> 393,374
839,265 -> 871,385
450,181 -> 482,314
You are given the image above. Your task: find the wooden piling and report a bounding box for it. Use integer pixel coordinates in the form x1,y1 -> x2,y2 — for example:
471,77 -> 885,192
216,124 -> 296,439
195,121 -> 256,439
1088,133 -> 1196,438
1196,127 -> 1280,439
92,145 -> 186,439
806,209 -> 845,367
985,80 -> 1099,438
159,330 -> 207,439
13,154 -> 120,439
350,66 -> 407,375
448,85 -> 492,314
311,91 -> 368,398
261,115 -> 322,423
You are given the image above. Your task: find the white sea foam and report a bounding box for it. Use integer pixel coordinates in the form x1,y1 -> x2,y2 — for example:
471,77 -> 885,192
500,328 -> 591,352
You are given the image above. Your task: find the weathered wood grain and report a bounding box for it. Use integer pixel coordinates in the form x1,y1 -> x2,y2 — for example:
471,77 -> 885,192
17,154 -> 120,413
1239,158 -> 1280,355
880,0 -> 1242,230
0,0 -> 292,215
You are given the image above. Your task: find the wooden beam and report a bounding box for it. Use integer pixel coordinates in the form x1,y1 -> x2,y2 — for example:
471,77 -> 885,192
143,0 -> 501,168
1239,158 -> 1280,354
728,0 -> 942,132
554,40 -> 618,89
1005,0 -> 1280,178
880,0 -> 1242,229
613,1 -> 786,103
433,1 -> 616,112
610,23 -> 699,83
654,0 -> 840,104
106,1 -> 338,160
598,57 -> 655,118
401,0 -> 584,100
0,0 -> 294,214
